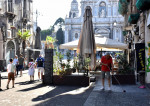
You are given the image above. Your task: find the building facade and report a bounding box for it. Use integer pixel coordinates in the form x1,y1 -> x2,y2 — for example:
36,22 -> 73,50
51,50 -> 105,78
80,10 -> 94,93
0,0 -> 34,70
120,0 -> 150,85
65,0 -> 124,44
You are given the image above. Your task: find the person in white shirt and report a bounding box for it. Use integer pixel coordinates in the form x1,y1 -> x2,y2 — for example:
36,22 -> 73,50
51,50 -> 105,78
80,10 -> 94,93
13,55 -> 18,76
28,58 -> 36,81
6,59 -> 16,89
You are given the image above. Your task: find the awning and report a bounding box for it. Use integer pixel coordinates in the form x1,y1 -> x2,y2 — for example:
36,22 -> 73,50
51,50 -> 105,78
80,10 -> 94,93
128,13 -> 140,24
136,0 -> 150,11
118,0 -> 128,16
60,35 -> 128,51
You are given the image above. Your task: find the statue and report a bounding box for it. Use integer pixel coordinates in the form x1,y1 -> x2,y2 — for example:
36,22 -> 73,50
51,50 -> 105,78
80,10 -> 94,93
100,9 -> 105,17
34,26 -> 41,49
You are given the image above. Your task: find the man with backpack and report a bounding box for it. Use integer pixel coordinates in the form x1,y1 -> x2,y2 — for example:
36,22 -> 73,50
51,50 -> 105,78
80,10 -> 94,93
36,55 -> 44,81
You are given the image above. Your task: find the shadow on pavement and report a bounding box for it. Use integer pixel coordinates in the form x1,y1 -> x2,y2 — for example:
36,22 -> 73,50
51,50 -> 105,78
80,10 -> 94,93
32,85 -> 94,106
17,83 -> 45,92
15,80 -> 39,85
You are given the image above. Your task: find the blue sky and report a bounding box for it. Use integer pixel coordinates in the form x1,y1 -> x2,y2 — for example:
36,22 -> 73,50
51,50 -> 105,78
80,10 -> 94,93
33,0 -> 81,30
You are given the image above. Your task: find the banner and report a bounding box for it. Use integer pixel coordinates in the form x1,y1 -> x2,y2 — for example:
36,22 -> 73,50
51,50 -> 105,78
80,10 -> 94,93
135,43 -> 145,73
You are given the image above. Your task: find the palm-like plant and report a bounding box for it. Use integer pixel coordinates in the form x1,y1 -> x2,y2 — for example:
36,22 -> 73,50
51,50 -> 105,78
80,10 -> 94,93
17,30 -> 31,40
17,30 -> 32,56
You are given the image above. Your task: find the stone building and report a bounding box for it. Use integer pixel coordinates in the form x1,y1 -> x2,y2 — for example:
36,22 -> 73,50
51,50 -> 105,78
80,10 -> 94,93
65,0 -> 124,44
120,0 -> 150,85
0,0 -> 34,70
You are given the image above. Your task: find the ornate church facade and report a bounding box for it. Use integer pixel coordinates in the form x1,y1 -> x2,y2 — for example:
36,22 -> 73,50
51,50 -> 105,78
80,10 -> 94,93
64,0 -> 124,43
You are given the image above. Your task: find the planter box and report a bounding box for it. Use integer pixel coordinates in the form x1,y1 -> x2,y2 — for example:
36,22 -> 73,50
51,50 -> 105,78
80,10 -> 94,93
112,75 -> 136,85
53,75 -> 90,87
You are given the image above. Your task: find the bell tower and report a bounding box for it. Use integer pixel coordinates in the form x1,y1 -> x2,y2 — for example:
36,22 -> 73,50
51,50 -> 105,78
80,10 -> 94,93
69,0 -> 79,18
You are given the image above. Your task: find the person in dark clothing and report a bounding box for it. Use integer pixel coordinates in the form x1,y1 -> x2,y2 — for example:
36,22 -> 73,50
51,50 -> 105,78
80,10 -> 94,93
36,55 -> 44,81
18,54 -> 25,77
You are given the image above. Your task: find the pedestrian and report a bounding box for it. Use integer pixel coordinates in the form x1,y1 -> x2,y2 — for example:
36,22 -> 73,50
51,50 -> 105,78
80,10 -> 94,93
13,55 -> 18,76
24,57 -> 28,70
28,58 -> 36,81
6,58 -> 16,89
100,52 -> 114,91
18,54 -> 25,77
0,70 -> 2,91
36,55 -> 44,81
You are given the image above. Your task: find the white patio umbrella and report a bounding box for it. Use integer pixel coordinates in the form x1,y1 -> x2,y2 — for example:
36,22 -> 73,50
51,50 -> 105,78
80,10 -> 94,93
59,36 -> 128,50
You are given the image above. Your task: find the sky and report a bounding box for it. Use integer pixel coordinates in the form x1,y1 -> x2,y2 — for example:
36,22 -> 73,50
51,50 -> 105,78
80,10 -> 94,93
33,0 -> 81,30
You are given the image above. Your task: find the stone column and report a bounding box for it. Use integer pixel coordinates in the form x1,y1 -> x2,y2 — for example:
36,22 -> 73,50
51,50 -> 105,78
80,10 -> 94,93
43,49 -> 53,85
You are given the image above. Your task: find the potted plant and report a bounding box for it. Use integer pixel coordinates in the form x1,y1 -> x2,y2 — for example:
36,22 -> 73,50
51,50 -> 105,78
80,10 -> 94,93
83,57 -> 91,76
71,56 -> 78,73
65,51 -> 72,75
112,54 -> 136,85
45,36 -> 57,49
52,51 -> 90,86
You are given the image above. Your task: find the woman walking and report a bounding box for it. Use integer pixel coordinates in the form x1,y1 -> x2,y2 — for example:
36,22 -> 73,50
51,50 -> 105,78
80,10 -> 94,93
28,58 -> 36,81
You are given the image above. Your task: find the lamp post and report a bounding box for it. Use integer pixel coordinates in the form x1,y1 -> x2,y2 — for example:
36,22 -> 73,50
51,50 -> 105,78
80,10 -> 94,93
112,20 -> 117,39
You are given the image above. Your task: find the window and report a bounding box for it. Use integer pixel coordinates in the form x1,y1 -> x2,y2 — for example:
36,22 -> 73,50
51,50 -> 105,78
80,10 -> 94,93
73,13 -> 76,18
75,33 -> 78,39
99,2 -> 106,17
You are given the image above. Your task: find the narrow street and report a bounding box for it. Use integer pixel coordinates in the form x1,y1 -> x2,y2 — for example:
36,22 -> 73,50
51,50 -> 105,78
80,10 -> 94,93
0,70 -> 150,106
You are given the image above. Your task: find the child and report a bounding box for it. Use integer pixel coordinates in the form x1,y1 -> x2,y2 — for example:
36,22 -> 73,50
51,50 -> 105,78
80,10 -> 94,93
6,58 -> 16,89
28,58 -> 36,81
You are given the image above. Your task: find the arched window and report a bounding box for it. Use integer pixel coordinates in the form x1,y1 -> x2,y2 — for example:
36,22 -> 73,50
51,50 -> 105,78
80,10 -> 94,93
69,12 -> 72,18
73,13 -> 76,18
75,33 -> 78,39
99,2 -> 106,17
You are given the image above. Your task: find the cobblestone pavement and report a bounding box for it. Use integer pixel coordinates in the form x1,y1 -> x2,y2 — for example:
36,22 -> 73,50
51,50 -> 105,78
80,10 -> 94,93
0,70 -> 95,106
84,74 -> 150,106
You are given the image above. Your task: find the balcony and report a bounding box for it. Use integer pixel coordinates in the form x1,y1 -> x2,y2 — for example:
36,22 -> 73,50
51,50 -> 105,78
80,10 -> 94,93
5,2 -> 16,20
136,0 -> 150,11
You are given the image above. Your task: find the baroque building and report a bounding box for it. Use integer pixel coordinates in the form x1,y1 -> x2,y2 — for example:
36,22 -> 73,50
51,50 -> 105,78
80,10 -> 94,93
0,0 -> 33,69
65,0 -> 124,44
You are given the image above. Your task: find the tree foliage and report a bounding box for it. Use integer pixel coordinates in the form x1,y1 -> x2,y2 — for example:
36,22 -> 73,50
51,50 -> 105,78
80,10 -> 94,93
56,28 -> 64,45
40,17 -> 64,41
54,17 -> 64,27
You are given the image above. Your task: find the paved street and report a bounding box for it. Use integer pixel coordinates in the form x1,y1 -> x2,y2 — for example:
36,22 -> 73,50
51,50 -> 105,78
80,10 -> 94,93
0,70 -> 150,106
84,74 -> 150,106
0,70 -> 94,106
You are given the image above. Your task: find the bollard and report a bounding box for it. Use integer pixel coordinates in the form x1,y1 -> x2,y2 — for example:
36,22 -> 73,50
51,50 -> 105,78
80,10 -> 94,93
0,71 -> 2,91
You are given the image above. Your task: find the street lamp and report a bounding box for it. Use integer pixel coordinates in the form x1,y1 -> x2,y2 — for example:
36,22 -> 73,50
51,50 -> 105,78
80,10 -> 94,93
112,20 -> 117,39
113,20 -> 117,27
